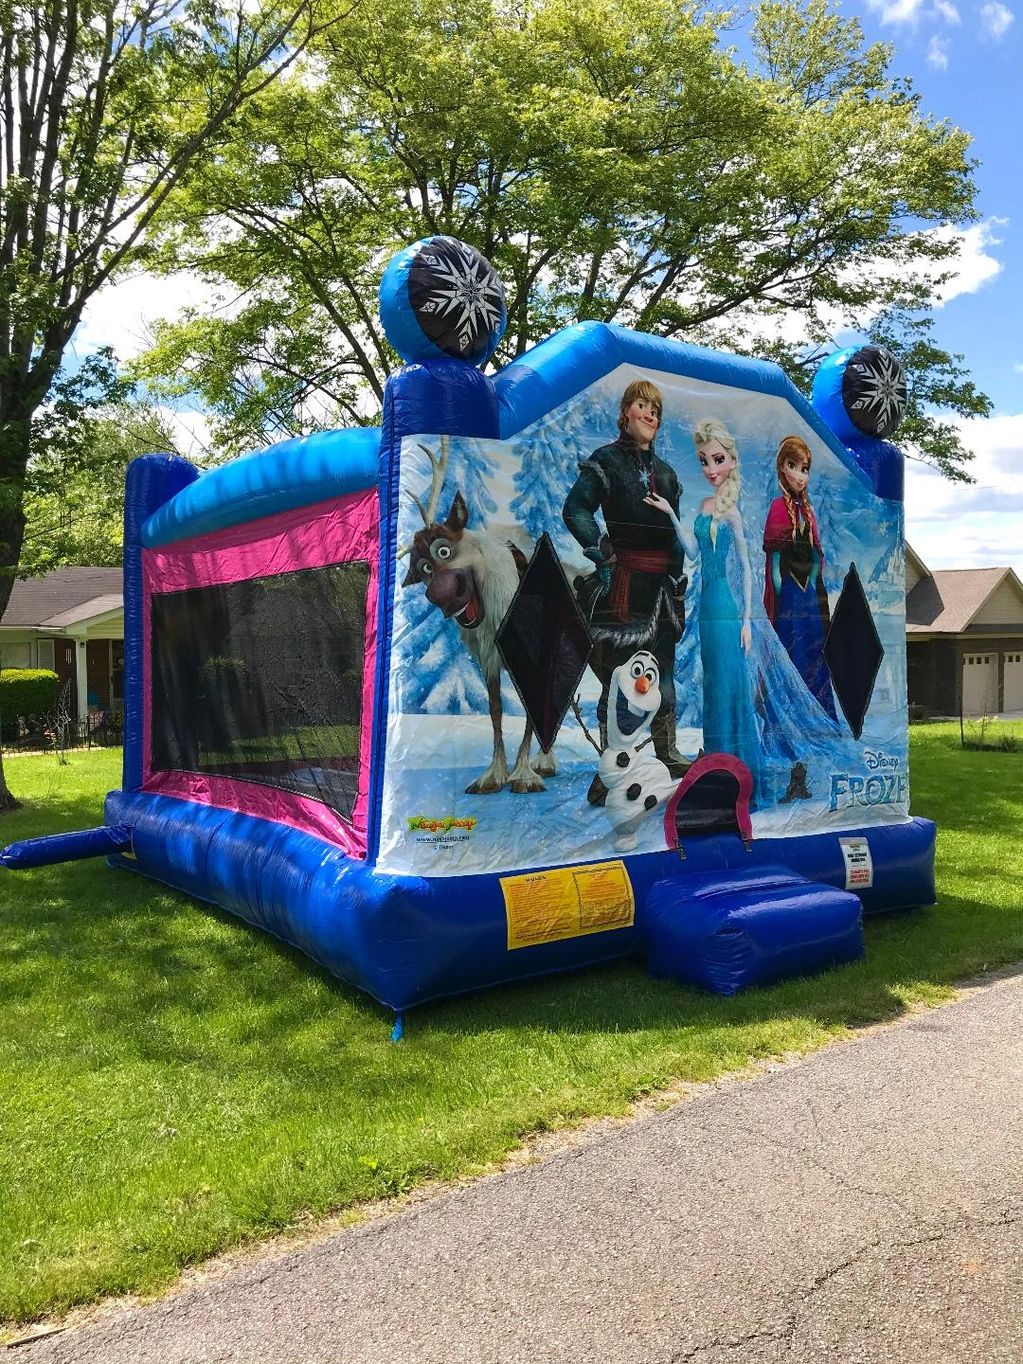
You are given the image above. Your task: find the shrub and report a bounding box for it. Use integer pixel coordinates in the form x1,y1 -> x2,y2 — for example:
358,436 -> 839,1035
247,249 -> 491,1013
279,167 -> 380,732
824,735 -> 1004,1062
0,669 -> 59,737
962,734 -> 1022,753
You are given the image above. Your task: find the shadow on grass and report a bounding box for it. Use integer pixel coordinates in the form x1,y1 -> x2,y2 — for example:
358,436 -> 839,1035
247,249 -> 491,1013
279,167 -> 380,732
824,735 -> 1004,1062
4,775 -> 1019,1071
3,737 -> 1020,1079
3,738 -> 1021,1324
409,895 -> 1023,1045
1,782 -> 398,1091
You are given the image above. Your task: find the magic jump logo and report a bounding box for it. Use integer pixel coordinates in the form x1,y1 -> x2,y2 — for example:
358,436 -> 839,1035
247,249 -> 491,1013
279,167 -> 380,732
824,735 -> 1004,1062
407,816 -> 478,834
406,815 -> 478,847
829,750 -> 907,812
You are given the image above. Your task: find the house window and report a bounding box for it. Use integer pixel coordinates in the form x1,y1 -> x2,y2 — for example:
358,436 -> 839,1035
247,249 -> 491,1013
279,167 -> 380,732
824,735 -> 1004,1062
37,640 -> 55,671
0,643 -> 32,670
149,562 -> 369,824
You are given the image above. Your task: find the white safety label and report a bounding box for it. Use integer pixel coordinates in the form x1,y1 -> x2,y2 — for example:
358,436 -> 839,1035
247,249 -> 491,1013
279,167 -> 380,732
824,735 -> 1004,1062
839,836 -> 874,891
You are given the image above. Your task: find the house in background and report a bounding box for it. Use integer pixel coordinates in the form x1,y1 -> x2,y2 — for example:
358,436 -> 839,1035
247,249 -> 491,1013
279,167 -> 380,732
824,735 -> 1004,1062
0,568 -> 124,721
2,554 -> 1019,726
906,545 -> 1023,717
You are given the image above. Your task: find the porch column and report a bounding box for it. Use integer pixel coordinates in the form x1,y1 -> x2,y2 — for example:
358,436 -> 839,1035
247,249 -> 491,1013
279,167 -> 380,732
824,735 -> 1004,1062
75,637 -> 89,722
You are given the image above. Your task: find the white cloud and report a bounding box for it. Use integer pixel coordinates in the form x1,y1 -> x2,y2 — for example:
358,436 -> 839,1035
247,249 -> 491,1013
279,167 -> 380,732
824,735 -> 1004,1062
866,0 -> 962,21
74,270 -> 213,363
905,412 -> 1023,577
926,218 -> 1005,303
725,218 -> 1005,355
1013,362 -> 1023,374
927,34 -> 951,65
867,0 -> 928,23
72,269 -> 230,460
979,0 -> 1014,37
829,218 -> 1004,318
154,405 -> 215,463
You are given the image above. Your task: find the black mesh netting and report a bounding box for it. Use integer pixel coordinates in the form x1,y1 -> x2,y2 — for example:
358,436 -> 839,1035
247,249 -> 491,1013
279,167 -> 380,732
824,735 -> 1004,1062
151,562 -> 370,822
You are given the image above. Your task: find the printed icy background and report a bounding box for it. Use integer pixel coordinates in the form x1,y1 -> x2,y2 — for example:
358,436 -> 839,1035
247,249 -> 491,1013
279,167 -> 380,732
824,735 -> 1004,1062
379,364 -> 910,877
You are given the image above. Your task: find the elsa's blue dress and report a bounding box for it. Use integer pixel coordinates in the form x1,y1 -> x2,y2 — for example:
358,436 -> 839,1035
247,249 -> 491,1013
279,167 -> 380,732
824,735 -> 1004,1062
695,513 -> 761,788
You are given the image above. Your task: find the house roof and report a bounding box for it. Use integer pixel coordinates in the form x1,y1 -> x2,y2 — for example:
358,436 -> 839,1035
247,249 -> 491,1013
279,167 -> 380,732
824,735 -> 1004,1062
41,594 -> 124,628
905,543 -> 931,583
1,568 -> 123,629
906,566 -> 1022,633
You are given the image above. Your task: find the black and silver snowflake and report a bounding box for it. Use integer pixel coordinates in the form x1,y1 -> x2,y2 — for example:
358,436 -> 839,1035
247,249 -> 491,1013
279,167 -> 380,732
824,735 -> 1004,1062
407,237 -> 506,364
841,345 -> 907,439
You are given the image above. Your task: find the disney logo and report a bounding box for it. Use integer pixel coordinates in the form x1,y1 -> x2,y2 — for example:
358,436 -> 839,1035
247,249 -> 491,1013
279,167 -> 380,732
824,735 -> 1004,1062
863,750 -> 899,772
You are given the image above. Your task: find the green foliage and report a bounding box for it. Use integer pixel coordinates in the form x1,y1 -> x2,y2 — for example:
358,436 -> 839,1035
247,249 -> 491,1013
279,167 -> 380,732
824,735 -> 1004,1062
21,401 -> 180,575
0,725 -> 1021,1323
864,310 -> 990,480
0,0 -> 332,587
136,0 -> 986,476
1,0 -> 329,420
0,669 -> 58,724
0,0 -> 329,795
763,308 -> 992,480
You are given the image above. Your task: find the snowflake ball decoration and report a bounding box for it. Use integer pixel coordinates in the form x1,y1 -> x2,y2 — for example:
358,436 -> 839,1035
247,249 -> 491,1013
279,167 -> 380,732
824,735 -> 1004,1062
810,344 -> 907,447
379,236 -> 507,367
841,346 -> 908,439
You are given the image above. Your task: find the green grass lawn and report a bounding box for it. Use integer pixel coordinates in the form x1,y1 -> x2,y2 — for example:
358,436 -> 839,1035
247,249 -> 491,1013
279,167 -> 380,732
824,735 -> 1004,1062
1,725 -> 1021,1326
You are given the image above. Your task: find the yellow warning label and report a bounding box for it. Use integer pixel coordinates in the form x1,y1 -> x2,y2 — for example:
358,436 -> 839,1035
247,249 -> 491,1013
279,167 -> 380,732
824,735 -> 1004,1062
502,861 -> 635,950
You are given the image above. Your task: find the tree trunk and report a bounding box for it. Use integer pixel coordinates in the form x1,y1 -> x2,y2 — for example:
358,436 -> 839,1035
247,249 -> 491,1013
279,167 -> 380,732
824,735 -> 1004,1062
0,408 -> 34,811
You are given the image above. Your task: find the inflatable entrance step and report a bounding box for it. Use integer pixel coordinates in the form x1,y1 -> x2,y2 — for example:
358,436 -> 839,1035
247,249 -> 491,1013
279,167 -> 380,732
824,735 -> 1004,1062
642,864 -> 865,997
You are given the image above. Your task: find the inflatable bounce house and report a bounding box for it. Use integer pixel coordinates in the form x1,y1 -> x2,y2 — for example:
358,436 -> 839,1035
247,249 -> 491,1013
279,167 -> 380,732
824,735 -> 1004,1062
2,237 -> 936,1017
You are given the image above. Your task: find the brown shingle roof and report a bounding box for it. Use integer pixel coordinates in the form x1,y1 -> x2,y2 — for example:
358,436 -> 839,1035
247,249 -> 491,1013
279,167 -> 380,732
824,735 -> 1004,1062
906,567 -> 1013,633
1,568 -> 123,628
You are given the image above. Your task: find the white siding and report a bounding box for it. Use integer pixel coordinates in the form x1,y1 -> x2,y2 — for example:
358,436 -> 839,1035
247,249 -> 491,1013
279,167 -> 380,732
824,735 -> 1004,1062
973,576 -> 1023,627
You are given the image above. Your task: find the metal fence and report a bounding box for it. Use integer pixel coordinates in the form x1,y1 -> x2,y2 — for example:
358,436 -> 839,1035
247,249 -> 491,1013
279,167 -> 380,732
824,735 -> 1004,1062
0,713 -> 124,754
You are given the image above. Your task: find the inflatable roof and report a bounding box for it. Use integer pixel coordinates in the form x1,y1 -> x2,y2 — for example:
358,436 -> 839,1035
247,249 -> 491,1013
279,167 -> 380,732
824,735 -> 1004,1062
3,237 -> 935,1013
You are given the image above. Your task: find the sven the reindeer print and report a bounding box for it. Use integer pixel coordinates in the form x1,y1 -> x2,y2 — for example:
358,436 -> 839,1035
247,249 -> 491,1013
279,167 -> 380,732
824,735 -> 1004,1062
401,444 -> 557,795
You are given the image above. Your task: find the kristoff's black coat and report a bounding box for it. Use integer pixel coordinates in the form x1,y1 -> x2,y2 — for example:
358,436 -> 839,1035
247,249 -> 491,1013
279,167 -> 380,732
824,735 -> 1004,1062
563,434 -> 686,649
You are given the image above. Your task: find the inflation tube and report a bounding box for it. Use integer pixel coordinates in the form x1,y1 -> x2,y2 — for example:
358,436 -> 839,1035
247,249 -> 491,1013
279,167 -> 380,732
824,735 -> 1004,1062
0,825 -> 133,869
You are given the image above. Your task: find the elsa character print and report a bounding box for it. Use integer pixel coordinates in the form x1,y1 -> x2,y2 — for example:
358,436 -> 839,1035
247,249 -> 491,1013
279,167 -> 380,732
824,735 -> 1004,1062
644,418 -> 761,792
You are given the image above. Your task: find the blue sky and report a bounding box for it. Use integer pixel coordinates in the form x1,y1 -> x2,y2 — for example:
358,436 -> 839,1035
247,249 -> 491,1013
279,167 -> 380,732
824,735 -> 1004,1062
844,0 -> 1023,578
77,0 -> 1021,576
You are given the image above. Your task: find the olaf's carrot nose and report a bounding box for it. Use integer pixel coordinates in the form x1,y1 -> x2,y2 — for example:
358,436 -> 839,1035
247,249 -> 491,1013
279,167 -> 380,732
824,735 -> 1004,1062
634,676 -> 650,694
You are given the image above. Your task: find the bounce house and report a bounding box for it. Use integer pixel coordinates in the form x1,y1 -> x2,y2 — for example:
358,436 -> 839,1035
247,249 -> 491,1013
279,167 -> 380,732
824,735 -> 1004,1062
2,237 -> 936,1016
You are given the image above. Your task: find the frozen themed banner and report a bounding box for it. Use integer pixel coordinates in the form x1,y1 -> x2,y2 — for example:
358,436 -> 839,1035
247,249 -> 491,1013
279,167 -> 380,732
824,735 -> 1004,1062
376,362 -> 909,878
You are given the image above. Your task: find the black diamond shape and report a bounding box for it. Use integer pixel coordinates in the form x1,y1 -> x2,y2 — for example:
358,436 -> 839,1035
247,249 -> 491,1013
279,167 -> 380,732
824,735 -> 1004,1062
496,534 -> 592,753
823,563 -> 884,740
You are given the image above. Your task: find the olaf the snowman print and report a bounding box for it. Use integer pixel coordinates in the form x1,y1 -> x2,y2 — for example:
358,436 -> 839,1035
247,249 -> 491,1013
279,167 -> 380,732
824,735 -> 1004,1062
598,651 -> 680,852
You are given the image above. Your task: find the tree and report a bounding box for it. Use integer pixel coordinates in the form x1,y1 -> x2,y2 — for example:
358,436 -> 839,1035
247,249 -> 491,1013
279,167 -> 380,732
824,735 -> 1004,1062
136,0 -> 988,472
0,0 -> 337,807
21,392 -> 180,574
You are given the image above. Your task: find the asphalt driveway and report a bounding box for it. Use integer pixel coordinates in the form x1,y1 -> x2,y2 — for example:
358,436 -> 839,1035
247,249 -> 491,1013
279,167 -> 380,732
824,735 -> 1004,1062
17,971 -> 1023,1364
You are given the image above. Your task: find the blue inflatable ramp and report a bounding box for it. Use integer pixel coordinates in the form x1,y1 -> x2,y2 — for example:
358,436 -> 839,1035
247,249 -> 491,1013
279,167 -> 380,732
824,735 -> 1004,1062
643,865 -> 865,996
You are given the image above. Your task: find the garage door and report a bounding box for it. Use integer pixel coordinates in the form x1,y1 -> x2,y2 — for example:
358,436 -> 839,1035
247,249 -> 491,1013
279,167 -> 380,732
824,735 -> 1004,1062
1004,652 -> 1023,713
962,653 -> 996,716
